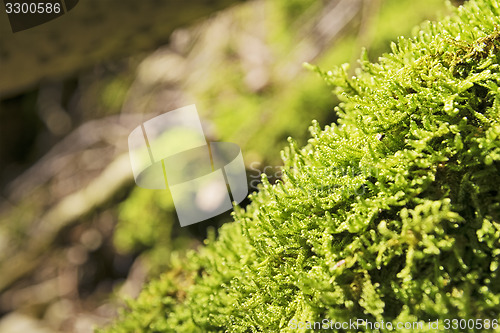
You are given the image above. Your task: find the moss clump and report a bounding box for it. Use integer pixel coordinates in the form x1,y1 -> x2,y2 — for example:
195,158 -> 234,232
100,0 -> 500,331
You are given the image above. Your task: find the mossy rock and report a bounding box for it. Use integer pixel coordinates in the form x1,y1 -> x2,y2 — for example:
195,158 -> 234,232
100,0 -> 500,331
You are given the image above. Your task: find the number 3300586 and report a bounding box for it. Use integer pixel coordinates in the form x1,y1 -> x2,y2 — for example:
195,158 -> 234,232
5,2 -> 61,14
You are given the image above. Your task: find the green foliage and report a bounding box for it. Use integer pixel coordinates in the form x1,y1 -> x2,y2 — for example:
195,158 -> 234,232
101,0 -> 500,332
114,0 -> 446,277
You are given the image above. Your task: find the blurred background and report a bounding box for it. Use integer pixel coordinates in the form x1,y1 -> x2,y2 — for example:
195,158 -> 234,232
0,0 -> 454,332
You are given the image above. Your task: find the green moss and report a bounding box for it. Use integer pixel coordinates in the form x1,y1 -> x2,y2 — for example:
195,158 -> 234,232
114,0 -> 447,274
101,0 -> 500,332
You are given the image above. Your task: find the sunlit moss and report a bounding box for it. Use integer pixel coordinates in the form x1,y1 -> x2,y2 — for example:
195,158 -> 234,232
114,0 -> 446,277
101,0 -> 500,331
